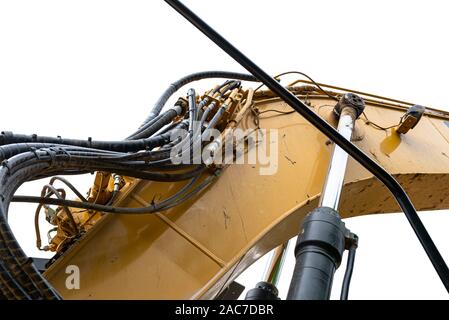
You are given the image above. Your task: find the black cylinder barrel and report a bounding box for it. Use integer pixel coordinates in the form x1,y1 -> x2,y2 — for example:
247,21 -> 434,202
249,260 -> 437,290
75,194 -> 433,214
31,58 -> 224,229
287,207 -> 348,300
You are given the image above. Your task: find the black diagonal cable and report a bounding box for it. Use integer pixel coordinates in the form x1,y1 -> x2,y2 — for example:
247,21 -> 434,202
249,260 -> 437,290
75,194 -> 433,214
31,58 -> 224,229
163,0 -> 449,292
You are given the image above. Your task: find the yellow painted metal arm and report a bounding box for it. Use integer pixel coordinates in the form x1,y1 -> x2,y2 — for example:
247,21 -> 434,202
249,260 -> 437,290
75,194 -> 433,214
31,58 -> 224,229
44,87 -> 449,299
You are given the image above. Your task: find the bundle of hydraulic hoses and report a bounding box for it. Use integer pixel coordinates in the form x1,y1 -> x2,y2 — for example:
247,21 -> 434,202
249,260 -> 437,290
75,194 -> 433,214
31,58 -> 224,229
0,71 -> 259,299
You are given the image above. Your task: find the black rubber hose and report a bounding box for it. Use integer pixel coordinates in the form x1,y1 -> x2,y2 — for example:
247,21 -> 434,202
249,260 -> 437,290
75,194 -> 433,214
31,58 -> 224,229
13,172 -> 217,214
0,120 -> 192,161
126,105 -> 183,140
0,150 -> 207,208
340,244 -> 357,300
0,72 -> 249,299
0,201 -> 60,299
0,73 -> 252,155
136,70 -> 258,129
0,260 -> 30,299
49,176 -> 88,202
0,74 -> 242,298
164,0 -> 449,292
127,113 -> 166,140
0,132 -> 170,153
4,152 -> 217,214
3,155 -> 205,186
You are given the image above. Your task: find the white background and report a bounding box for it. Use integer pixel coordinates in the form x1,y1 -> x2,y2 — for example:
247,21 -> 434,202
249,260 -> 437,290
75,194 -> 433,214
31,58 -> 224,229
1,0 -> 449,299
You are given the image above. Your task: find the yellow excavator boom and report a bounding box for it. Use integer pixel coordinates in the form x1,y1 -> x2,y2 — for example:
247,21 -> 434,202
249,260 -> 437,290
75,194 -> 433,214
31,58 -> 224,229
41,83 -> 449,299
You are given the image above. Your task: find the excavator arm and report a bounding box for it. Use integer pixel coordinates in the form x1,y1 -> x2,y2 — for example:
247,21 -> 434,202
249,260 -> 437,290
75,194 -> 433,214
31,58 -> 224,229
2,0 -> 449,301
34,83 -> 449,299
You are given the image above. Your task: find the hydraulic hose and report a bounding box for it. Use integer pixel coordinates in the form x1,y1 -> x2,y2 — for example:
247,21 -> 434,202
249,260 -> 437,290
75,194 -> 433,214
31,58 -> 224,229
136,70 -> 258,129
0,73 -> 249,299
0,132 -> 171,153
11,168 -> 218,214
164,0 -> 449,292
340,243 -> 357,300
126,105 -> 184,140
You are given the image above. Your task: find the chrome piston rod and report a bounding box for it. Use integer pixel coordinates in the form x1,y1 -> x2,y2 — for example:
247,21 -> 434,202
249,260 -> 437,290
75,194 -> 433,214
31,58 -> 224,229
263,241 -> 290,287
319,102 -> 357,209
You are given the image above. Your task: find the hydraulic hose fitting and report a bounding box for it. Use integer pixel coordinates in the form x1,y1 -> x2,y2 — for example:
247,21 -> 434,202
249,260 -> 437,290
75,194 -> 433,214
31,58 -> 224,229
112,174 -> 123,193
174,97 -> 189,116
